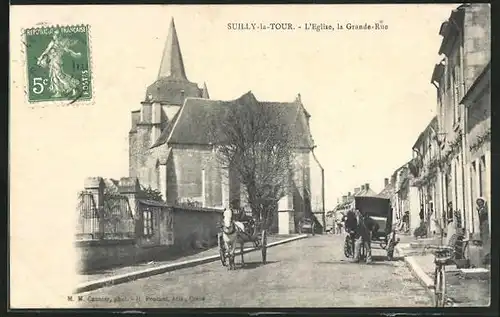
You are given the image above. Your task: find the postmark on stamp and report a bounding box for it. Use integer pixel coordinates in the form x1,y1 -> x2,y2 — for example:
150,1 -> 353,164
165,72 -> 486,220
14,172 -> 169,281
24,24 -> 93,104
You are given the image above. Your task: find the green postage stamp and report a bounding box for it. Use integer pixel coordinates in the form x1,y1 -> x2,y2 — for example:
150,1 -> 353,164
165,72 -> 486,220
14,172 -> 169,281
24,24 -> 93,104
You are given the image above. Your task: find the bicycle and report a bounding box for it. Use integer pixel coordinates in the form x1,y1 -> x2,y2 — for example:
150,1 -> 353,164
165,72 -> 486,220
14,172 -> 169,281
424,245 -> 455,307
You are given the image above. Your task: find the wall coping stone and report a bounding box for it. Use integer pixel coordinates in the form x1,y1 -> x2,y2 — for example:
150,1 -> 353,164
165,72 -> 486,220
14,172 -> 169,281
74,239 -> 136,247
84,177 -> 104,189
118,177 -> 141,194
172,206 -> 224,213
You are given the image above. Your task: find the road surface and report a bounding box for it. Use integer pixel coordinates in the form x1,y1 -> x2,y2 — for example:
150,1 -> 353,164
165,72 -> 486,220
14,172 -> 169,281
78,234 -> 432,308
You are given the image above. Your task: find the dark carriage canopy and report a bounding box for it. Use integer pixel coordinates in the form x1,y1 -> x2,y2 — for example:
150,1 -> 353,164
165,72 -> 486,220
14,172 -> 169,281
354,196 -> 391,217
354,196 -> 392,231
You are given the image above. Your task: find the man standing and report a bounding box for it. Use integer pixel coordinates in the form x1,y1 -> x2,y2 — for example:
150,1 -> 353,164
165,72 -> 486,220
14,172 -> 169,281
344,209 -> 358,234
476,197 -> 490,264
402,211 -> 410,233
353,209 -> 378,264
344,209 -> 358,256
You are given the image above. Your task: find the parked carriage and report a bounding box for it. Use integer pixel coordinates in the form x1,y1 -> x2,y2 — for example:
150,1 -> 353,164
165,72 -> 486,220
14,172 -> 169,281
217,216 -> 268,268
343,196 -> 399,260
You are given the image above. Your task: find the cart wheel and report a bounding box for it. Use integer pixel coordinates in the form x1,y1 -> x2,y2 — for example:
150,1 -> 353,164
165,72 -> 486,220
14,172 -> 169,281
344,235 -> 354,258
387,249 -> 394,261
261,229 -> 267,264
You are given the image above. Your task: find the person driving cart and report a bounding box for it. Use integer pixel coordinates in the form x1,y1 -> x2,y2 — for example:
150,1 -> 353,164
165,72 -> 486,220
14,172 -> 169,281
231,201 -> 254,236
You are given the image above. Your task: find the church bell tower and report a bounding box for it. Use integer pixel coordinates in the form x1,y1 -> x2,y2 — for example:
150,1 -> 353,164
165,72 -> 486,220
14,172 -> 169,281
129,17 -> 210,183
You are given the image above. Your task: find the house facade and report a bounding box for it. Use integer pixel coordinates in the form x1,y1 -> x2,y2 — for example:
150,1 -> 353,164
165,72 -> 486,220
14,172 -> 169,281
392,162 -> 421,233
377,177 -> 395,226
411,116 -> 443,236
128,18 -> 325,233
429,3 -> 490,242
461,61 -> 490,257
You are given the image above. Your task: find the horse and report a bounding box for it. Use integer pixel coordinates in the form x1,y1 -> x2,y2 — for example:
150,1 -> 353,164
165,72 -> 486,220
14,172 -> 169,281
221,208 -> 246,270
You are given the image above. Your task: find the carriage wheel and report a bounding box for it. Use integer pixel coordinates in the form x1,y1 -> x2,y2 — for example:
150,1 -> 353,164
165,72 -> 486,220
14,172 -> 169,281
344,235 -> 354,258
380,240 -> 388,249
217,234 -> 227,267
261,229 -> 268,264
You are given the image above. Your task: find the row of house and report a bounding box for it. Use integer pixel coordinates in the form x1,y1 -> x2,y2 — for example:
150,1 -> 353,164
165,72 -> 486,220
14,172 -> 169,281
329,5 -> 490,267
409,3 -> 490,237
327,183 -> 378,223
385,4 -> 490,266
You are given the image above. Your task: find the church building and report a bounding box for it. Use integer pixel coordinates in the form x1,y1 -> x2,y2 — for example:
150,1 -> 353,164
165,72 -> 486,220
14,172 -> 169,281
129,18 -> 325,233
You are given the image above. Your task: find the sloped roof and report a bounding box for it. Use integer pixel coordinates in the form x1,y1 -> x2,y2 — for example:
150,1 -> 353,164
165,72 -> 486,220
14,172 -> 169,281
167,91 -> 314,148
138,199 -> 169,207
377,183 -> 394,199
157,18 -> 187,80
145,78 -> 202,105
356,188 -> 378,197
151,108 -> 182,148
103,178 -> 120,191
461,60 -> 491,107
145,18 -> 203,103
412,116 -> 438,150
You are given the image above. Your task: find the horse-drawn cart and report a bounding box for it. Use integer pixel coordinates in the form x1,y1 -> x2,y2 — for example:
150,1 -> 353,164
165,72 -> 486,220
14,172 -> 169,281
218,216 -> 268,269
343,196 -> 399,260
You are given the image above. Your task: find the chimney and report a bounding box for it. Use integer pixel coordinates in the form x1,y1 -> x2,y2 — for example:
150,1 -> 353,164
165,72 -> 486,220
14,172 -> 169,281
361,185 -> 366,191
296,93 -> 302,103
384,178 -> 389,187
347,191 -> 352,197
342,195 -> 347,203
354,187 -> 360,194
365,183 -> 370,190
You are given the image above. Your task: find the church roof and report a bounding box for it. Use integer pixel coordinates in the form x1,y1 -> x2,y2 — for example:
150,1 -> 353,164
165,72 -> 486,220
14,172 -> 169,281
158,18 -> 187,80
150,109 -> 182,149
146,79 -> 202,104
166,91 -> 314,147
145,18 -> 204,104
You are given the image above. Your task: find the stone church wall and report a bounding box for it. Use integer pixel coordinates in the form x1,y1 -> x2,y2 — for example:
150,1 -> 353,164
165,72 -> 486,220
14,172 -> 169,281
169,145 -> 223,208
310,151 -> 325,231
129,124 -> 152,180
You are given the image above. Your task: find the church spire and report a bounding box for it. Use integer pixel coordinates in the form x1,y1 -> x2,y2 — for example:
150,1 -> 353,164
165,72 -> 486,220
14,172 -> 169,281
201,82 -> 210,99
157,18 -> 187,80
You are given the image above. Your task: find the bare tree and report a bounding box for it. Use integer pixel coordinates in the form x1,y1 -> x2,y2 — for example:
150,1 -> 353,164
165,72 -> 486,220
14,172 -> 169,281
209,97 -> 298,229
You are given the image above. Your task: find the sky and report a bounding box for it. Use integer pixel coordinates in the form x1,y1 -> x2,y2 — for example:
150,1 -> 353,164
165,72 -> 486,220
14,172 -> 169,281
10,4 -> 459,306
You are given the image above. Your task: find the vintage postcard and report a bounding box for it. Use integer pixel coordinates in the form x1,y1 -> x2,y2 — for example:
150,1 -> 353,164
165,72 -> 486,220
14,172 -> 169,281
9,4 -> 491,310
